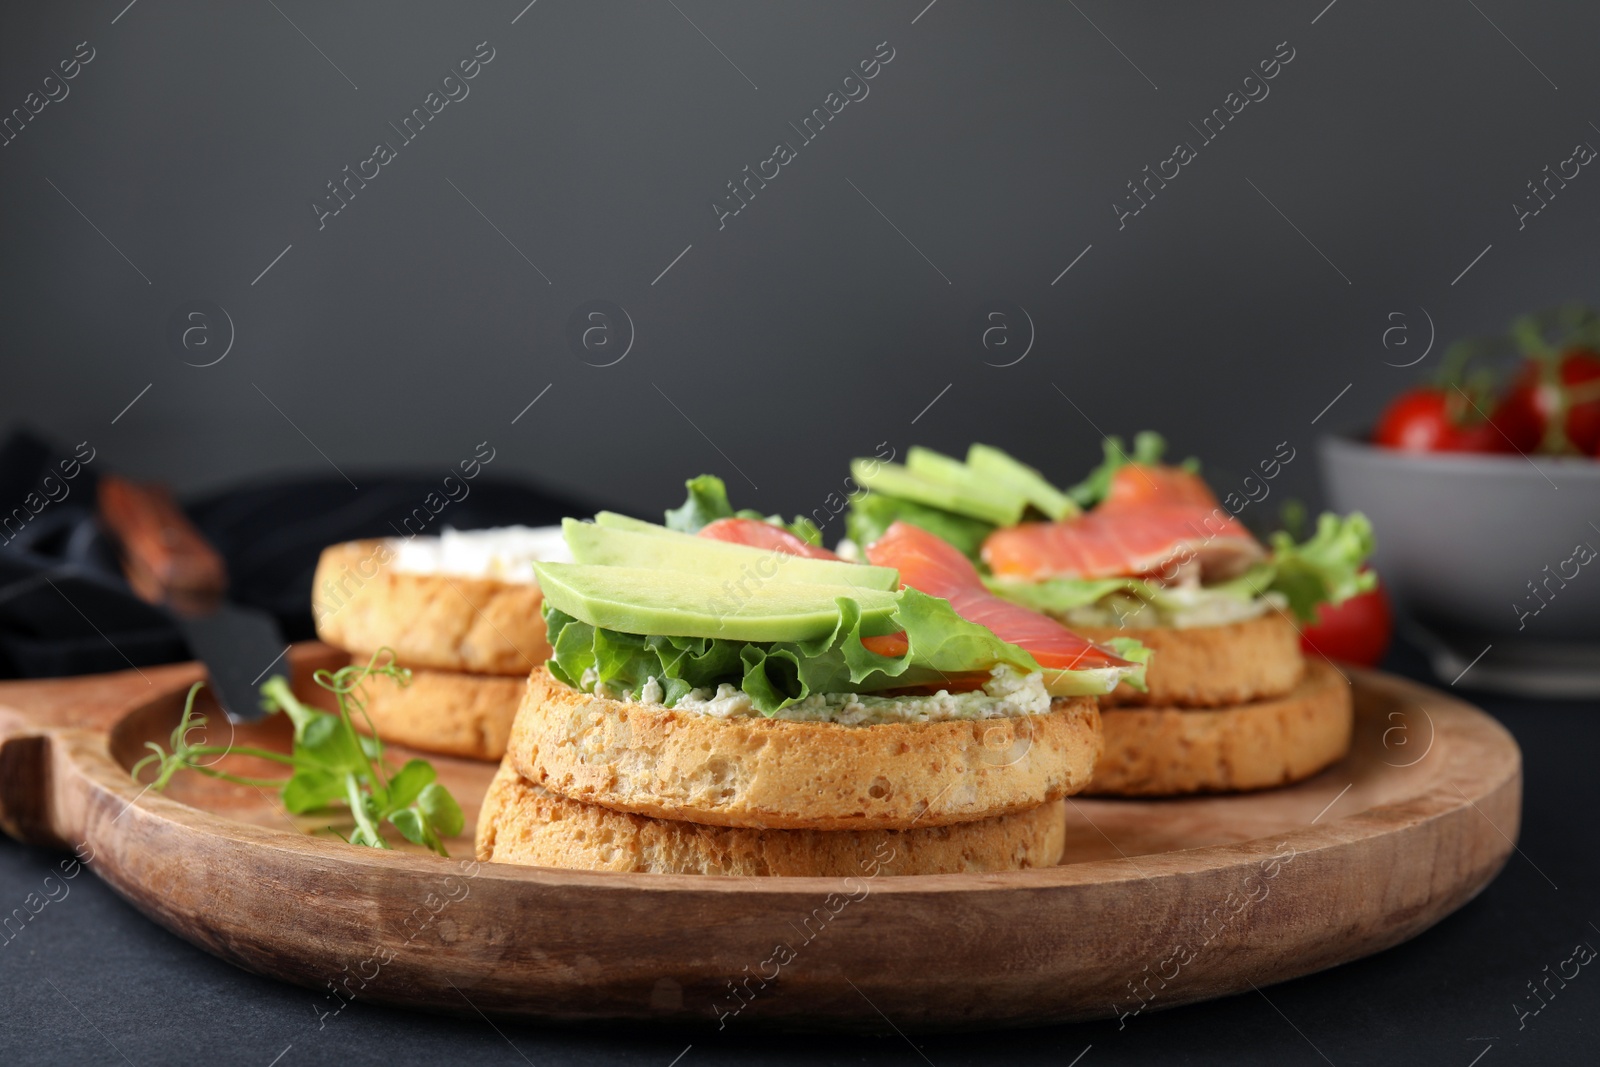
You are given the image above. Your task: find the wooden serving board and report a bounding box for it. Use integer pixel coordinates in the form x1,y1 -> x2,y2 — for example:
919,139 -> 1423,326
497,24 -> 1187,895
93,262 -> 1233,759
0,644 -> 1520,1031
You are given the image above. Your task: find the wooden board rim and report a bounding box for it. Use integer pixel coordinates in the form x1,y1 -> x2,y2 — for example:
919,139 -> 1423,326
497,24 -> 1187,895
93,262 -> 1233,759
0,648 -> 1522,1030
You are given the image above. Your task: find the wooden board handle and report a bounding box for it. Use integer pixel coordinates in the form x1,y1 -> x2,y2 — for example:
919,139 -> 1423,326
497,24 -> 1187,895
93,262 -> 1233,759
0,663 -> 203,846
97,475 -> 227,609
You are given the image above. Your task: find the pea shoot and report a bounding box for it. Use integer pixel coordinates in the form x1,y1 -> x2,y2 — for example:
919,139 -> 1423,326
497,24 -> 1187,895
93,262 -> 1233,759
133,652 -> 464,856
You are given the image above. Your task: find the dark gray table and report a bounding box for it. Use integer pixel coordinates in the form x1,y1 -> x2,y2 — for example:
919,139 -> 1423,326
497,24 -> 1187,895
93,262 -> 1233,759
2,642 -> 1594,1066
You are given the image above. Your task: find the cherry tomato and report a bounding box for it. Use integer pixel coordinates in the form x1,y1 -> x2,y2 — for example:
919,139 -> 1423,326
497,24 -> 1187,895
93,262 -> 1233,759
1487,381 -> 1546,453
1492,350 -> 1600,454
1560,351 -> 1600,452
1299,579 -> 1393,668
1373,388 -> 1505,453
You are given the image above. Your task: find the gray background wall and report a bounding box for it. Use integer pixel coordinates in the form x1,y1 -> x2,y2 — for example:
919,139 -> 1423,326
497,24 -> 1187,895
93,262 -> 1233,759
3,0 -> 1596,532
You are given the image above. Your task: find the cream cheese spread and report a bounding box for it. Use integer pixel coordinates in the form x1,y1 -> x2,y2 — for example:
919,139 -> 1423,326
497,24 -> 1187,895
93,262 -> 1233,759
390,525 -> 570,583
594,665 -> 1055,725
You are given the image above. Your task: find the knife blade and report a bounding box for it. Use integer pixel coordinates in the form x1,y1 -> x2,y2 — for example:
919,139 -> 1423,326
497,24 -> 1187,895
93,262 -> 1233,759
96,475 -> 287,722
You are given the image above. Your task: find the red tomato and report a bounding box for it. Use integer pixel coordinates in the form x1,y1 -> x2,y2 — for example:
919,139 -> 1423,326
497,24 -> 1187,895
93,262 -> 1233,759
1487,381 -> 1547,453
1372,389 -> 1505,453
1559,351 -> 1600,452
1492,350 -> 1600,454
1299,580 -> 1393,668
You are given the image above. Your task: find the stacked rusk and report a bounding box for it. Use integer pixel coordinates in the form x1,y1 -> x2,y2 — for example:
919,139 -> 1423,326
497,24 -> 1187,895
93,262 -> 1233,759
477,514 -> 1146,876
849,440 -> 1372,796
982,462 -> 1363,795
312,528 -> 568,760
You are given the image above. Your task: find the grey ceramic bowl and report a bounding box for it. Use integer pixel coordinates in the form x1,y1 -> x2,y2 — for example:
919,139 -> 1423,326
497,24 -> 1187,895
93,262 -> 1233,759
1321,436 -> 1600,695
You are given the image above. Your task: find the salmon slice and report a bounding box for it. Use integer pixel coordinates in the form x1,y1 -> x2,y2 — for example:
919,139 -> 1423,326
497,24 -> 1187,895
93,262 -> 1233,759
696,517 -> 842,560
983,465 -> 1264,583
863,522 -> 1132,672
1101,463 -> 1219,511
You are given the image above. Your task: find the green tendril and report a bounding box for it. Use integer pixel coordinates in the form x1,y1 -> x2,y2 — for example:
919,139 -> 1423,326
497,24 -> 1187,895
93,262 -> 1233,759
131,648 -> 460,857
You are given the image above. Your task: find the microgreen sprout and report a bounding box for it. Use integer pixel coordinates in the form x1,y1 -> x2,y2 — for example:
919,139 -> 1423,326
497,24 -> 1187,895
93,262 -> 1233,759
132,650 -> 464,856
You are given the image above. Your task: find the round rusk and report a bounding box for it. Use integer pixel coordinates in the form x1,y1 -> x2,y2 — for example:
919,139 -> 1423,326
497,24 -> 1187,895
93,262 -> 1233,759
476,762 -> 1069,876
507,668 -> 1103,831
1087,659 -> 1352,796
1073,613 -> 1304,707
313,539 -> 549,676
349,665 -> 523,761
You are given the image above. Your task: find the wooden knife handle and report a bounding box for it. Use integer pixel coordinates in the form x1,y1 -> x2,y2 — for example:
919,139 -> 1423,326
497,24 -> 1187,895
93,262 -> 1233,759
97,475 -> 227,608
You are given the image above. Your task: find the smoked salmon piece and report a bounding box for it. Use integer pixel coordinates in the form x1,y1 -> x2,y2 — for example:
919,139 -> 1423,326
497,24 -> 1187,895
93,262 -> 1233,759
1100,464 -> 1219,512
698,516 -> 1129,675
696,517 -> 842,560
983,465 -> 1264,583
864,522 -> 1132,672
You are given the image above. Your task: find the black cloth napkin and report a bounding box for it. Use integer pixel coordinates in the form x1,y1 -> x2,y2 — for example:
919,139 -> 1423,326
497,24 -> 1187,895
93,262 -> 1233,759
0,428 -> 591,679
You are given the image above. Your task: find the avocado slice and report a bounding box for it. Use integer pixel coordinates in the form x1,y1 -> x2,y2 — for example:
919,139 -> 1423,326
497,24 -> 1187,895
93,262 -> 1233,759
534,562 -> 900,642
852,458 -> 1026,526
904,446 -> 978,486
563,519 -> 899,591
966,444 -> 1079,520
593,511 -> 677,536
905,447 -> 1033,522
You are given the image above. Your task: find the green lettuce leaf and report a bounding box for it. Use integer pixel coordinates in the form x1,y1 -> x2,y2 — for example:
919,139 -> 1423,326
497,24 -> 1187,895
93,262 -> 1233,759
777,514 -> 824,547
1097,637 -> 1152,694
545,608 -> 744,705
988,573 -> 1263,617
545,588 -> 1049,715
663,474 -> 735,533
993,571 -> 1292,633
1197,561 -> 1280,604
844,492 -> 995,559
1263,511 -> 1377,622
1065,431 -> 1199,508
984,575 -> 1142,613
663,474 -> 821,545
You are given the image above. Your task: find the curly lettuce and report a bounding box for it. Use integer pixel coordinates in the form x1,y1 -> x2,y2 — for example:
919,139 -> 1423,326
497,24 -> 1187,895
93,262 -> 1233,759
987,573 -> 1265,629
546,586 -> 1142,714
844,492 -> 995,559
1261,511 -> 1377,622
984,575 -> 1142,614
664,474 -> 821,545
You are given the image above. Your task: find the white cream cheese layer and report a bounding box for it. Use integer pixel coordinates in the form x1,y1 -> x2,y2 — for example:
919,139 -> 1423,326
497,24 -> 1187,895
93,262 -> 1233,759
390,525 -> 570,583
1061,587 -> 1283,630
593,665 -> 1055,725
